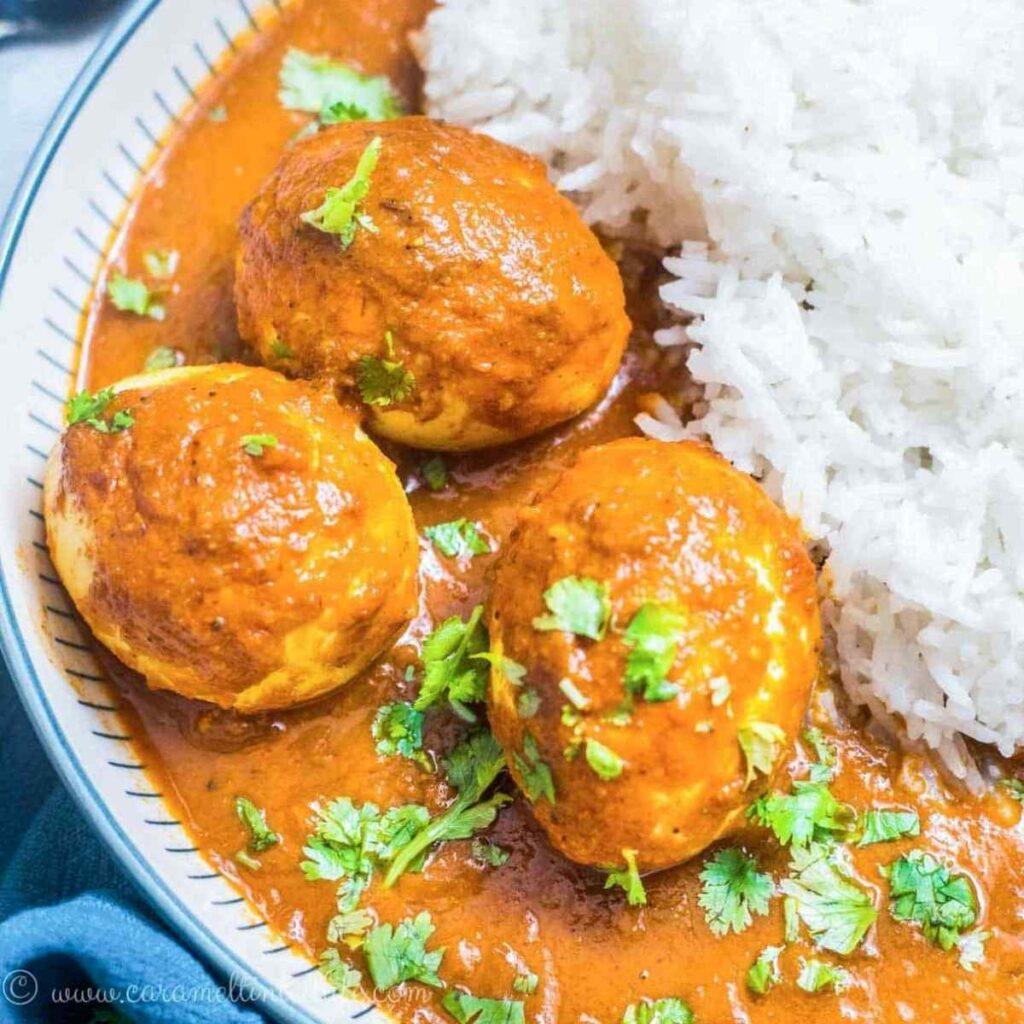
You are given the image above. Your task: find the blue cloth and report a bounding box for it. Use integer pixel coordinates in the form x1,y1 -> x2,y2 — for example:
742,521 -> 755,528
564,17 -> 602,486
0,660 -> 266,1023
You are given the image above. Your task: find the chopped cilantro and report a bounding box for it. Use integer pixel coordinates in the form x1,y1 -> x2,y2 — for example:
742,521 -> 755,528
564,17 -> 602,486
746,945 -> 783,996
383,730 -> 510,886
802,726 -> 836,783
857,808 -> 920,847
108,270 -> 163,319
372,701 -> 430,770
425,519 -> 490,559
585,737 -> 624,781
512,971 -> 538,995
414,606 -> 489,721
796,958 -> 850,994
698,848 -> 773,936
471,837 -> 509,867
623,603 -> 683,702
621,998 -> 694,1024
66,388 -> 134,434
356,353 -> 415,407
301,136 -> 381,247
747,780 -> 854,848
958,929 -> 992,972
783,895 -> 800,943
269,337 -> 295,360
234,849 -> 261,871
737,721 -> 786,788
559,679 -> 590,711
532,576 -> 610,640
474,651 -> 527,687
143,346 -> 181,371
234,796 -> 279,853
364,910 -> 444,990
142,248 -> 178,279
240,433 -> 278,457
998,778 -> 1024,802
421,454 -> 449,492
605,848 -> 646,907
326,907 -> 374,945
318,948 -> 362,996
517,689 -> 541,719
279,48 -> 402,123
780,843 -> 877,954
208,104 -> 228,122
882,850 -> 977,951
513,732 -> 556,805
442,991 -> 525,1024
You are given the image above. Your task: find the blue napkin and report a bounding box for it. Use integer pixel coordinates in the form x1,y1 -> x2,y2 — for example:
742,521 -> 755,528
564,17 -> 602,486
0,658 -> 266,1024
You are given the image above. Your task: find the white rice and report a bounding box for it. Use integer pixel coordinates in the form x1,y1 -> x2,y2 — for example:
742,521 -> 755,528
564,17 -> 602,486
418,0 -> 1024,779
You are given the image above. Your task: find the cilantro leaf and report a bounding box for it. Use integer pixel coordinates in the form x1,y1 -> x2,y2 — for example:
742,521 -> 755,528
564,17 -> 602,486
364,911 -> 444,990
240,433 -> 278,457
326,907 -> 375,945
377,804 -> 431,862
108,270 -> 164,319
999,778 -> 1024,802
372,701 -> 430,770
747,780 -> 854,848
882,850 -> 977,951
300,136 -> 382,247
605,848 -> 646,906
425,519 -> 490,559
471,838 -> 509,867
737,721 -> 786,788
318,948 -> 362,996
532,576 -> 610,640
746,945 -> 783,996
66,387 -> 135,434
857,809 -> 920,847
415,606 -> 489,721
780,843 -> 877,954
421,455 -> 449,492
442,991 -> 525,1024
234,796 -> 279,853
512,972 -> 538,995
623,603 -> 684,702
518,690 -> 541,718
796,958 -> 850,994
585,737 -> 625,781
279,48 -> 402,123
513,732 -> 555,805
802,726 -> 836,783
142,248 -> 178,279
698,848 -> 773,936
474,651 -> 527,687
621,998 -> 694,1024
356,354 -> 415,406
383,730 -> 509,886
143,346 -> 182,371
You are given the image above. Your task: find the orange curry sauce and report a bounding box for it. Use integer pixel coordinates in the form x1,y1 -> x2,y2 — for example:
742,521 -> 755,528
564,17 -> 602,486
74,1 -> 1024,1021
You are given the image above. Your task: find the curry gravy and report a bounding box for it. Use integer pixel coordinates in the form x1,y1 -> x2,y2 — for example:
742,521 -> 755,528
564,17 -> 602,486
76,1 -> 1024,1020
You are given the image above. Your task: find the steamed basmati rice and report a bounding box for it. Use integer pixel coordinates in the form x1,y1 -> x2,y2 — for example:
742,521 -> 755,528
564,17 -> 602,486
418,0 -> 1024,779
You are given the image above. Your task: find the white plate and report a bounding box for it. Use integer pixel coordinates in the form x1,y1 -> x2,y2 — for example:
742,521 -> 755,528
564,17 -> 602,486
0,2 -> 387,1020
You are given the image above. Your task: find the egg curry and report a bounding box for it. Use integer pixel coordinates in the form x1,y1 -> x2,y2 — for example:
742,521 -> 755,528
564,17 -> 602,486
42,1 -> 1024,1022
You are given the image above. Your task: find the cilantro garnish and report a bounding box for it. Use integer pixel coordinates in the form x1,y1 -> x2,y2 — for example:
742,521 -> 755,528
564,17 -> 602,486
421,455 -> 449,492
301,136 -> 382,247
623,603 -> 683,702
882,850 -> 977,951
383,730 -> 510,886
269,337 -> 295,361
240,433 -> 278,456
442,991 -> 525,1024
737,721 -> 786,788
364,911 -> 444,991
802,726 -> 836,782
513,732 -> 556,805
532,576 -> 610,640
474,651 -> 527,687
512,972 -> 538,995
235,796 -> 279,854
66,388 -> 134,434
471,837 -> 509,867
558,678 -> 590,711
517,689 -> 541,719
326,907 -> 374,945
796,958 -> 850,994
108,270 -> 164,319
857,808 -> 920,847
780,843 -> 877,954
746,945 -> 783,996
605,848 -> 646,906
143,346 -> 181,371
279,48 -> 402,124
318,948 -> 362,996
698,847 -> 773,936
999,778 -> 1024,802
585,737 -> 624,781
621,998 -> 694,1024
414,606 -> 489,721
425,519 -> 490,559
356,353 -> 415,407
372,701 -> 430,770
747,780 -> 854,848
142,248 -> 178,279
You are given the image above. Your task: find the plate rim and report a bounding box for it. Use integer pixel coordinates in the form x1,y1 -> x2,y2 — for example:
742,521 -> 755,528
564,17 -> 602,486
0,4 -> 321,1021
